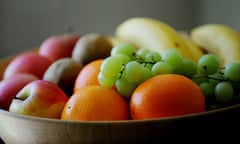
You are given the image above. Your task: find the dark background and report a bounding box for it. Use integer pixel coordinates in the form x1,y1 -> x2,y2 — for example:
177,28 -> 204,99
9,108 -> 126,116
0,0 -> 239,58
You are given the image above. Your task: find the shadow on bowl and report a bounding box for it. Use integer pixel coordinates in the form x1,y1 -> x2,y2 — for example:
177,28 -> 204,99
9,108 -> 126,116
0,105 -> 240,144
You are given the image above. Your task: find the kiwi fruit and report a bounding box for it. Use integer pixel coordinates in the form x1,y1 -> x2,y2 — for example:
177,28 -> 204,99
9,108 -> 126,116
72,33 -> 113,65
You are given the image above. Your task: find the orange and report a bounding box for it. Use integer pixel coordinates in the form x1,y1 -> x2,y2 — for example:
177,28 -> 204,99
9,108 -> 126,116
130,74 -> 206,120
73,59 -> 103,92
61,85 -> 130,121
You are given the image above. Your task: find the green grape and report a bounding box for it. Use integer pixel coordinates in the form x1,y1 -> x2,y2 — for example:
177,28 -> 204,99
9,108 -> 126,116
199,82 -> 215,101
208,73 -> 224,86
144,51 -> 161,63
164,48 -> 181,55
124,61 -> 143,83
98,72 -> 116,88
215,81 -> 234,104
162,48 -> 183,69
136,67 -> 153,84
192,73 -> 209,84
136,48 -> 150,58
223,62 -> 240,82
198,54 -> 220,74
142,63 -> 153,70
113,54 -> 130,64
178,59 -> 197,78
100,56 -> 122,78
111,43 -> 137,60
115,78 -> 136,98
151,61 -> 173,76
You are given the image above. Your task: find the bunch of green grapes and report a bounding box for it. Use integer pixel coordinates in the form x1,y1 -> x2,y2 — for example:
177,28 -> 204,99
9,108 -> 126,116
98,43 -> 198,98
192,54 -> 240,110
98,43 -> 240,111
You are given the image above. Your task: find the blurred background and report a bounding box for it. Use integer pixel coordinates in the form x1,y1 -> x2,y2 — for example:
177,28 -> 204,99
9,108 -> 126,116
0,0 -> 239,58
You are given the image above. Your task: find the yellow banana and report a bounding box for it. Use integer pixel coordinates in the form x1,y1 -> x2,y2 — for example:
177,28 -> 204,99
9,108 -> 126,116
190,24 -> 240,66
115,17 -> 201,63
106,35 -> 131,47
178,31 -> 205,61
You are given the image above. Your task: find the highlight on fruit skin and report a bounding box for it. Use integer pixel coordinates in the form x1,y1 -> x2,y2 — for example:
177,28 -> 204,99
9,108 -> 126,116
190,23 -> 240,67
73,59 -> 104,92
61,85 -> 130,121
129,74 -> 206,120
115,17 -> 204,63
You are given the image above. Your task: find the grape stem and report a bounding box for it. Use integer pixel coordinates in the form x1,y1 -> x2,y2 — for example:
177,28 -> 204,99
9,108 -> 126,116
135,54 -> 158,65
192,74 -> 225,81
192,74 -> 240,84
118,53 -> 157,80
208,75 -> 225,81
118,64 -> 126,79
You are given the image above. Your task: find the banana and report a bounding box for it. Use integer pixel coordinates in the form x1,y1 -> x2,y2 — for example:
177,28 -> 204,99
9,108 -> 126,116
178,31 -> 205,61
115,17 -> 202,63
190,24 -> 240,67
106,35 -> 132,47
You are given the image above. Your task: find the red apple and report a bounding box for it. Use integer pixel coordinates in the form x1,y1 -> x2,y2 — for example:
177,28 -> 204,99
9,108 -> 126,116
3,52 -> 53,79
39,34 -> 80,62
0,74 -> 38,110
9,80 -> 69,119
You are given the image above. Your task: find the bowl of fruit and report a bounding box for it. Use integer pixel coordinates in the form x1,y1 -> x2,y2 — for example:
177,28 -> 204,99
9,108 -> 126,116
0,17 -> 240,144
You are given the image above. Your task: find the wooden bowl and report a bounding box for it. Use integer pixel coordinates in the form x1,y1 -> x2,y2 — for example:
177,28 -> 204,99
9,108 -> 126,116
0,50 -> 240,143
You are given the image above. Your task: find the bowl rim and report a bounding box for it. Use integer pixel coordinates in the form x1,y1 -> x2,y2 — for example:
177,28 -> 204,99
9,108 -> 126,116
1,103 -> 240,124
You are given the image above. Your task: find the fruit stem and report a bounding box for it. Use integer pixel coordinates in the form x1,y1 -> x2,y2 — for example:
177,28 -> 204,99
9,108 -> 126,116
13,97 -> 25,101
